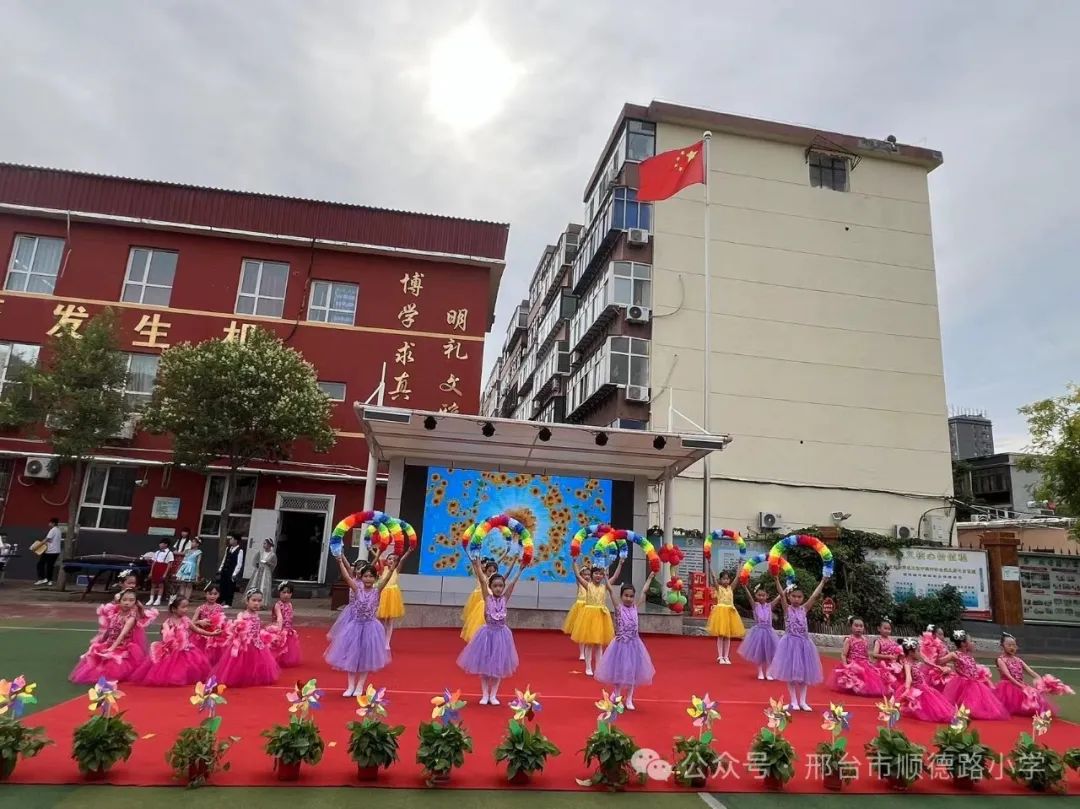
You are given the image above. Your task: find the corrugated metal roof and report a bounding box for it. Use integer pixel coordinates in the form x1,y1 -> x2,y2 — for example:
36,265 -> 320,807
0,163 -> 509,261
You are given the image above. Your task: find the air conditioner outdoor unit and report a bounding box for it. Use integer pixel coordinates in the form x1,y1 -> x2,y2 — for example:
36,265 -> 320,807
626,305 -> 651,324
894,524 -> 917,541
24,456 -> 57,480
759,511 -> 782,530
626,228 -> 649,246
625,385 -> 650,403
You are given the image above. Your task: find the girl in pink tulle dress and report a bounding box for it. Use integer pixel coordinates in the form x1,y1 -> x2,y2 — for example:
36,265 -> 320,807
105,570 -> 158,652
133,596 -> 219,686
212,589 -> 280,687
192,584 -> 229,664
996,633 -> 1053,716
829,617 -> 887,696
70,589 -> 148,683
940,630 -> 1009,720
265,582 -> 302,668
895,638 -> 956,722
871,619 -> 903,692
919,624 -> 952,690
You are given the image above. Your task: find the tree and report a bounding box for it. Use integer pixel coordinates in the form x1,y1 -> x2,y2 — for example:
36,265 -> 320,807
142,327 -> 336,549
0,309 -> 132,583
1019,384 -> 1080,526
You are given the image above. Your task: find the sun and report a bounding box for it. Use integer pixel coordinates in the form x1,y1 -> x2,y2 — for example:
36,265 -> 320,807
427,19 -> 519,133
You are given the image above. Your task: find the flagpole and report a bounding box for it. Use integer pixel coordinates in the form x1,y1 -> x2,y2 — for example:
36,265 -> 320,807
701,131 -> 713,544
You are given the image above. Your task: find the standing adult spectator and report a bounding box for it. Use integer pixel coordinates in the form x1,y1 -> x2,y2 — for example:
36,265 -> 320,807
35,518 -> 63,586
249,539 -> 278,604
218,533 -> 245,607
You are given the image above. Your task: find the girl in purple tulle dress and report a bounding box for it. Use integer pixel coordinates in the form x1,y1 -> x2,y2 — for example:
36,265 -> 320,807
457,555 -> 526,705
895,638 -> 956,722
595,571 -> 657,709
767,573 -> 827,711
939,630 -> 1009,720
739,585 -> 780,679
265,582 -> 302,668
134,596 -> 218,686
872,619 -> 903,691
213,589 -> 281,687
325,554 -> 392,696
70,589 -> 148,683
996,633 -> 1053,716
829,617 -> 886,696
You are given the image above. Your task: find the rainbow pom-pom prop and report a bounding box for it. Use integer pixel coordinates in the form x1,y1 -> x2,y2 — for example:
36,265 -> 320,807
599,528 -> 661,573
768,534 -> 834,579
330,511 -> 416,558
595,533 -> 628,563
463,514 -> 534,566
705,529 -> 748,561
569,524 -> 611,560
739,552 -> 796,587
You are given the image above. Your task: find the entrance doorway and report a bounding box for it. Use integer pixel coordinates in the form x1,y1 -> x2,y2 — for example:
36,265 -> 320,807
277,511 -> 326,581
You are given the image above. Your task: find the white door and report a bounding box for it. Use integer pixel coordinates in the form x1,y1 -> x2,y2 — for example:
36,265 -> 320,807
245,508 -> 280,577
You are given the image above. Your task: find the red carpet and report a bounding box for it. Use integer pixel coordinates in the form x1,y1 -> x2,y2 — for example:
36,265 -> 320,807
10,627 -> 1080,792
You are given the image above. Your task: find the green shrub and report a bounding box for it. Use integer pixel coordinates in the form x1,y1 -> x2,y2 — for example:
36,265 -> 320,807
893,585 -> 965,633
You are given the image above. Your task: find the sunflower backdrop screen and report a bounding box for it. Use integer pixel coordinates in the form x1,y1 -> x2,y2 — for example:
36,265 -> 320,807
415,466 -> 615,583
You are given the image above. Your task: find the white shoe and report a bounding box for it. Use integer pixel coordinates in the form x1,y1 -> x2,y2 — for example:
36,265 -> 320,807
479,695 -> 490,705
34,579 -> 48,585
786,703 -> 799,713
343,688 -> 355,697
757,672 -> 765,680
490,696 -> 500,706
626,701 -> 636,711
723,658 -> 731,665
800,703 -> 812,712
585,667 -> 594,677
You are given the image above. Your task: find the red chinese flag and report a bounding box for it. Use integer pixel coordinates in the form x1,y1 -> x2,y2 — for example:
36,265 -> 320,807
636,140 -> 706,202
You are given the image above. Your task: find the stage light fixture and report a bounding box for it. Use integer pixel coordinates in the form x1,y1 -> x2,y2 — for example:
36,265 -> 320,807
481,421 -> 496,438
538,427 -> 552,442
653,436 -> 667,450
423,415 -> 438,430
595,432 -> 608,447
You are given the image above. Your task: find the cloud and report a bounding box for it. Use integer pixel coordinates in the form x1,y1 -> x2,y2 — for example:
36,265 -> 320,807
0,0 -> 1076,449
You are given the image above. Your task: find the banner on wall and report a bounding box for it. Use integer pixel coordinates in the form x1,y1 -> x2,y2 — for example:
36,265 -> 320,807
1019,552 -> 1080,625
865,547 -> 991,620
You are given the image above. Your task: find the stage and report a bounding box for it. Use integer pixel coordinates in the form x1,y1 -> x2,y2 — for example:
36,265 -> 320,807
8,626 -> 1080,793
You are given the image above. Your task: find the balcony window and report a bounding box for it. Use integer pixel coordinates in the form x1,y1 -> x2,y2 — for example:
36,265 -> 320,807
5,235 -> 64,294
612,261 -> 651,307
625,120 -> 656,162
308,280 -> 358,325
0,342 -> 40,396
613,188 -> 651,231
236,259 -> 289,318
808,151 -> 849,192
609,336 -> 650,387
123,353 -> 159,408
122,248 -> 177,306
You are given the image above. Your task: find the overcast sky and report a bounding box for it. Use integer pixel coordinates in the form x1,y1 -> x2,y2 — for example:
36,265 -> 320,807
2,0 -> 1077,450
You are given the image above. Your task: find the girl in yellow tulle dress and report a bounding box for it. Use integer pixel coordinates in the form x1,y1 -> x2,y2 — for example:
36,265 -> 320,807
562,560 -> 588,660
706,568 -> 746,664
461,558 -> 503,642
571,559 -> 625,675
376,546 -> 413,650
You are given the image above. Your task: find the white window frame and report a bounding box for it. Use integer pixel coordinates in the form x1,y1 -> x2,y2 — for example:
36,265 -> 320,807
123,353 -> 159,408
611,261 -> 652,308
608,336 -> 650,388
317,380 -> 346,402
235,259 -> 289,318
78,465 -> 137,531
0,341 -> 40,395
307,280 -> 358,325
199,474 -> 259,538
4,234 -> 65,294
122,247 -> 178,306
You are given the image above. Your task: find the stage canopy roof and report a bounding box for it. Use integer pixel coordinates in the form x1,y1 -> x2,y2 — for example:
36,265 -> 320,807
355,406 -> 733,481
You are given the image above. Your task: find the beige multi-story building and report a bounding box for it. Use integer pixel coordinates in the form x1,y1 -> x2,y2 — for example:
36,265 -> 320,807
484,100 -> 954,542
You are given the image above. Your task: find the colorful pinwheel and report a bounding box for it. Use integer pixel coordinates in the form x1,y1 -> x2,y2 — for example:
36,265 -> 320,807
430,688 -> 466,724
686,694 -> 720,731
355,684 -> 389,719
764,697 -> 791,732
1032,710 -> 1052,738
286,678 -> 323,718
595,690 -> 625,724
949,704 -> 971,732
189,677 -> 227,718
820,703 -> 850,735
0,676 -> 38,720
508,686 -> 542,722
88,677 -> 124,717
876,696 -> 901,729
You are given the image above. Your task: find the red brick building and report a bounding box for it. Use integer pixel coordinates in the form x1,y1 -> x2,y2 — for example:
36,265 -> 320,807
0,163 -> 507,582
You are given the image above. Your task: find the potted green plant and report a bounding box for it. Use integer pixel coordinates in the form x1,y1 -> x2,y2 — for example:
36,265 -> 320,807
1006,711 -> 1067,794
673,694 -> 721,787
71,678 -> 138,780
494,686 -> 560,784
165,678 -> 234,787
1065,747 -> 1080,772
261,679 -> 325,781
931,706 -> 995,789
864,697 -> 925,791
579,692 -> 637,790
416,689 -> 471,786
346,685 -> 404,781
747,698 -> 796,790
815,703 -> 855,791
0,676 -> 51,781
